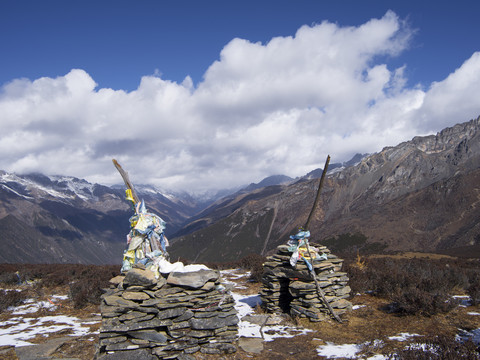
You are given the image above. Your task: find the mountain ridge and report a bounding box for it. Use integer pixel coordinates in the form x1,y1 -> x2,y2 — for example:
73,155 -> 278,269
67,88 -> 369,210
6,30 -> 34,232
169,116 -> 480,262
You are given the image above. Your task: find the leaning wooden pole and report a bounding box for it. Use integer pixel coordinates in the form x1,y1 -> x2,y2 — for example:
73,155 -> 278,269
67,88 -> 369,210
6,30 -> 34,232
304,154 -> 330,231
112,159 -> 140,204
302,155 -> 342,323
305,239 -> 343,323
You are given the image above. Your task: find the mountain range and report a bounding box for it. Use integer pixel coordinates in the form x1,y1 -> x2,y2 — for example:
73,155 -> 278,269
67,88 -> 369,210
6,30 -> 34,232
0,173 -> 209,264
169,116 -> 480,262
1,115 -> 479,264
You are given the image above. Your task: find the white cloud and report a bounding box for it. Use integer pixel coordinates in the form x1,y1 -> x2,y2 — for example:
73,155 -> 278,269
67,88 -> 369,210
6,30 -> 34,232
418,52 -> 480,131
0,11 -> 479,194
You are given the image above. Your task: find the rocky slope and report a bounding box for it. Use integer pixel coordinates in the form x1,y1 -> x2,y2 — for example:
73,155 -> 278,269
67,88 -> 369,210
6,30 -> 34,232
169,116 -> 480,262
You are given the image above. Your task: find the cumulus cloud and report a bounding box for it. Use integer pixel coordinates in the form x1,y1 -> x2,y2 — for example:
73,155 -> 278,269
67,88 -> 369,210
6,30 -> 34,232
0,11 -> 479,194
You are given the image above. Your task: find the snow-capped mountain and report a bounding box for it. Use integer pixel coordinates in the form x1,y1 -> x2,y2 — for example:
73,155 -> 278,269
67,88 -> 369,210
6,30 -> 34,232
0,172 -> 212,264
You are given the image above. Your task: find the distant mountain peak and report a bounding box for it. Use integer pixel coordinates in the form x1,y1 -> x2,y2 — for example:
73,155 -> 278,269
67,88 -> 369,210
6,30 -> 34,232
303,153 -> 369,179
242,174 -> 294,192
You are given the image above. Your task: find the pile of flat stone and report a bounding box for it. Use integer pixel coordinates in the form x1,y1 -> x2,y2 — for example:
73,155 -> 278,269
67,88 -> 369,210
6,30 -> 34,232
260,244 -> 352,322
97,267 -> 238,359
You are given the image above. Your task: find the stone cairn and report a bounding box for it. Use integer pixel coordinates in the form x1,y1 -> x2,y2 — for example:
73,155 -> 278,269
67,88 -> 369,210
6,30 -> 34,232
97,267 -> 238,359
260,243 -> 352,322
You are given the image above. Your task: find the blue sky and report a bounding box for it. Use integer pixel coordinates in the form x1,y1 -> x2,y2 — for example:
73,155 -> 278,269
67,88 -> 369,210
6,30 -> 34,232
2,1 -> 478,90
1,1 -> 480,193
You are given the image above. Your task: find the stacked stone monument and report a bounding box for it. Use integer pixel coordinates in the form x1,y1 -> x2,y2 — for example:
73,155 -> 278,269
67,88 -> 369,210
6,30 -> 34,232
97,267 -> 238,359
260,244 -> 352,322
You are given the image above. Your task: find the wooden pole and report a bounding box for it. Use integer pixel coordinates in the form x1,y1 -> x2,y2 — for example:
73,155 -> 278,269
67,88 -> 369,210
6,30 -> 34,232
304,239 -> 343,323
304,155 -> 330,231
112,159 -> 140,204
301,155 -> 342,322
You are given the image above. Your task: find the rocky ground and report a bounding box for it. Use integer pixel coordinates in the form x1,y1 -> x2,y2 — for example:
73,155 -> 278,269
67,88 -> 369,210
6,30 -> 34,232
0,268 -> 479,360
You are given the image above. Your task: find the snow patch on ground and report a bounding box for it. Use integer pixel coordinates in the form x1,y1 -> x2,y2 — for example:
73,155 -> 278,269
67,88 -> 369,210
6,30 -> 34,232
9,299 -> 58,314
222,269 -> 314,343
452,295 -> 471,307
231,292 -> 312,341
388,332 -> 421,341
0,313 -> 95,347
457,328 -> 480,345
352,305 -> 366,310
316,342 -> 362,358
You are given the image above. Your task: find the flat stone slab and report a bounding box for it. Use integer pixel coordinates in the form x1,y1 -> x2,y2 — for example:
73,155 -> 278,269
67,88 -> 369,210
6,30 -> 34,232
238,337 -> 264,354
127,329 -> 168,344
109,275 -> 125,285
15,337 -> 75,360
123,268 -> 157,287
122,291 -> 150,301
103,295 -> 138,308
97,347 -> 156,359
167,269 -> 219,289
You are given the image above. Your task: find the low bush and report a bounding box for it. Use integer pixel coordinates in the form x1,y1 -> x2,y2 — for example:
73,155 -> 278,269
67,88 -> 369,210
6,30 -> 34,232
387,334 -> 479,359
389,288 -> 457,316
0,289 -> 29,313
205,253 -> 266,282
322,232 -> 387,257
67,265 -> 120,308
467,273 -> 480,306
0,263 -> 120,309
345,257 -> 479,316
239,253 -> 265,282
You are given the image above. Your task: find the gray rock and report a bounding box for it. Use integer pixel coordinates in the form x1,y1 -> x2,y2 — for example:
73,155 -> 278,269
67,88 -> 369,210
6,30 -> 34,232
125,285 -> 148,291
127,329 -> 168,344
123,268 -> 157,287
153,276 -> 167,289
189,314 -> 238,330
105,341 -> 143,351
99,336 -> 127,346
157,307 -> 188,320
184,345 -> 200,354
335,285 -> 351,296
109,275 -> 125,285
155,286 -> 185,297
103,295 -> 138,308
102,317 -> 172,332
97,348 -> 156,359
140,298 -> 160,306
122,291 -> 150,301
167,269 -> 219,289
200,281 -> 216,291
289,280 -> 316,291
239,337 -> 264,354
118,311 -> 154,322
168,320 -> 190,330
131,338 -> 150,346
167,328 -> 191,338
188,329 -> 214,338
200,342 -> 236,354
15,336 -> 71,359
173,309 -> 194,322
